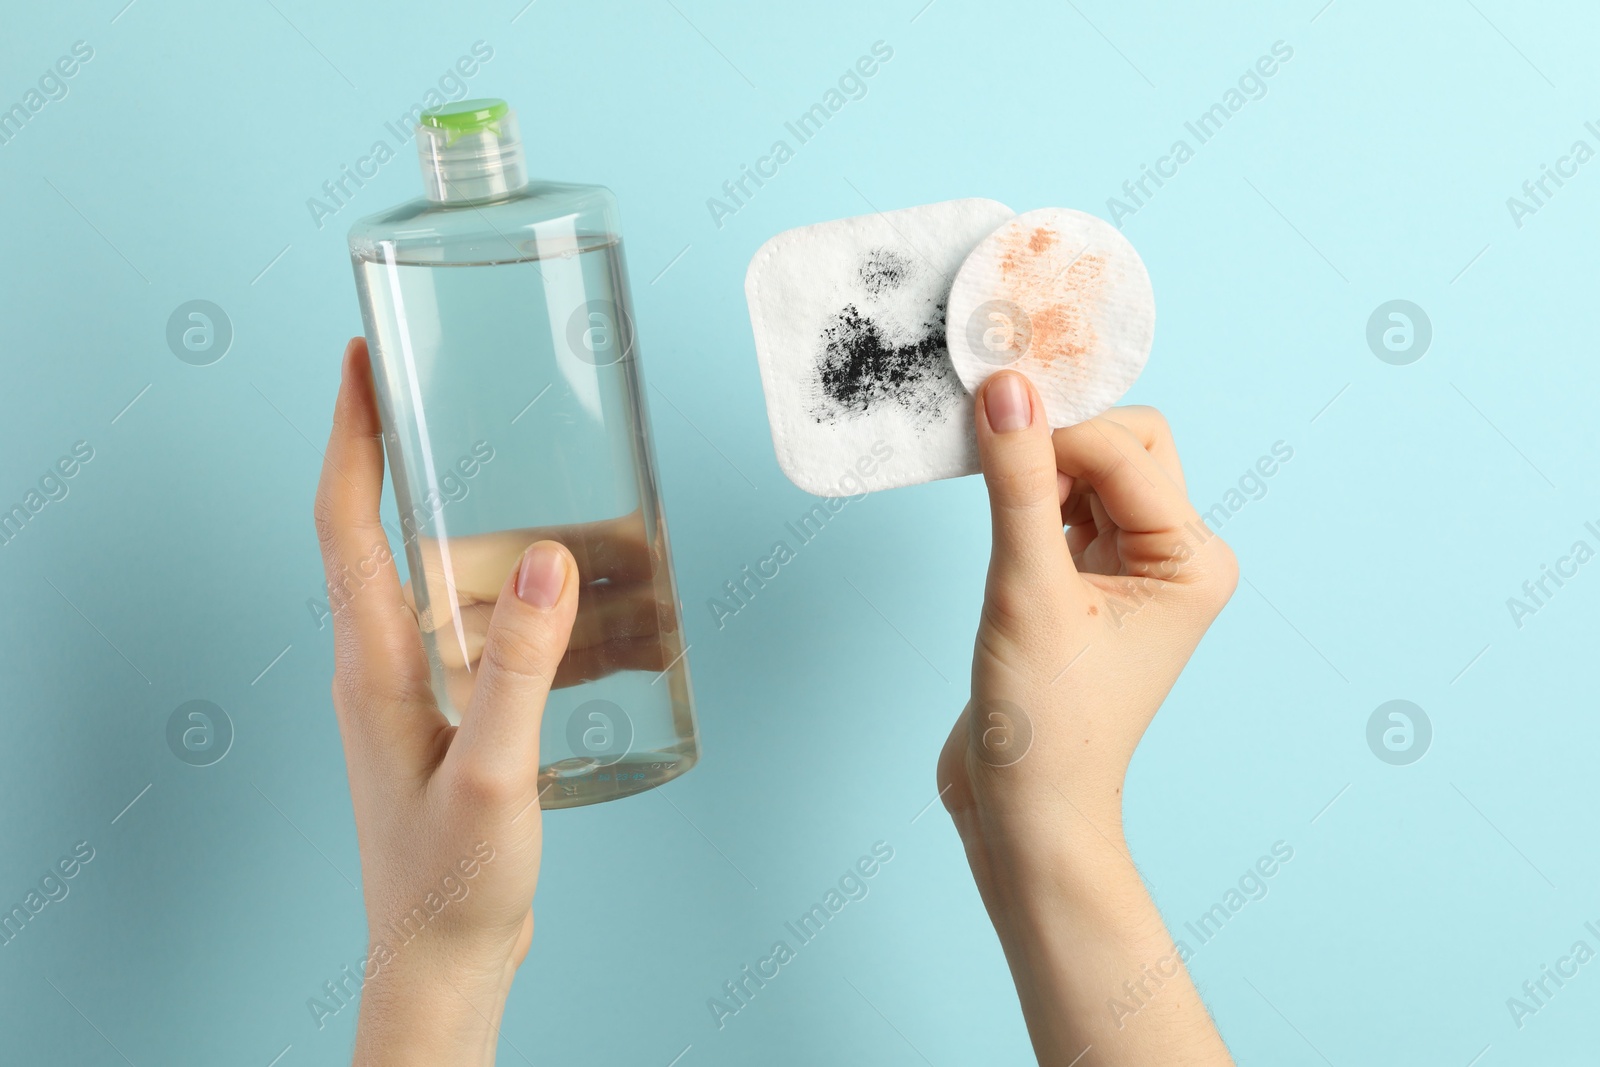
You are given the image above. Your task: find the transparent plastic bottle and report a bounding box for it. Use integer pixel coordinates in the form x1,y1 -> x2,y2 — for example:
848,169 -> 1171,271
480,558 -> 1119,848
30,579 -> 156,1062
347,99 -> 697,808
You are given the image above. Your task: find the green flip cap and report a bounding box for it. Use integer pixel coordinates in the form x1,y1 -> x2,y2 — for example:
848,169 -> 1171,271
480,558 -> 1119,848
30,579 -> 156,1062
420,98 -> 510,143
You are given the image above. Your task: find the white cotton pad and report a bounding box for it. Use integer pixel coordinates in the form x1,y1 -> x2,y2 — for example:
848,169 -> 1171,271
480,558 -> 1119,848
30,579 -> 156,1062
945,207 -> 1155,428
745,198 -> 1015,496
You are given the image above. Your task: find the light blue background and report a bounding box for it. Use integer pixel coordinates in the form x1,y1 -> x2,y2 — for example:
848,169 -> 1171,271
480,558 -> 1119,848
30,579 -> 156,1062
2,1 -> 1596,1064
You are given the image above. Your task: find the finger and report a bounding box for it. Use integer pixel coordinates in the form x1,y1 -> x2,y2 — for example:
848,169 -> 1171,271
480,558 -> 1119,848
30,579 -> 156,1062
1100,405 -> 1186,493
1050,415 -> 1197,536
429,580 -> 666,670
1066,521 -> 1096,567
446,540 -> 579,794
1081,491 -> 1124,574
975,372 -> 1079,605
408,520 -> 657,618
314,339 -> 436,718
569,581 -> 669,648
1052,416 -> 1229,587
438,633 -> 669,710
551,635 -> 670,688
560,512 -> 658,584
1061,490 -> 1120,576
1061,483 -> 1096,528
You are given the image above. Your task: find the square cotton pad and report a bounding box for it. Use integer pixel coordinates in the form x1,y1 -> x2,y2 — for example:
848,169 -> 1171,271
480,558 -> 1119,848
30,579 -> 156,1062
745,198 -> 1014,496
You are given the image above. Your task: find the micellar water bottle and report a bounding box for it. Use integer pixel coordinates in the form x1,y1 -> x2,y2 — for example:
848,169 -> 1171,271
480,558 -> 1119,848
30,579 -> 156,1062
347,98 -> 698,808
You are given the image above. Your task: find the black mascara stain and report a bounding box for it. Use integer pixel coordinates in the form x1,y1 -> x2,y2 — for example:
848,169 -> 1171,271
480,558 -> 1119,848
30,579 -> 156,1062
813,301 -> 955,422
858,248 -> 913,296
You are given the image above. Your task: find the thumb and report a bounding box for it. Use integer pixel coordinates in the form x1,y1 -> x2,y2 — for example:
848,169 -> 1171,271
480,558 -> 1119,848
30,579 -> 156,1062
448,540 -> 579,795
975,371 -> 1079,610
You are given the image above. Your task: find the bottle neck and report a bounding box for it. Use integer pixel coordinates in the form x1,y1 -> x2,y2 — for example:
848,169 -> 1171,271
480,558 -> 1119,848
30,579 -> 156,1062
417,126 -> 528,204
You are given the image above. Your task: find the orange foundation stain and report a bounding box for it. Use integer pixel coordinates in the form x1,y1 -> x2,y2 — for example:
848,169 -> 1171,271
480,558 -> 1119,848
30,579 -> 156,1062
997,225 -> 1105,378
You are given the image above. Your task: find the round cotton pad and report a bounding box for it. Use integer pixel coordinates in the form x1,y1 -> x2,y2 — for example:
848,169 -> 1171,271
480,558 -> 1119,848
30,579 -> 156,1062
946,208 -> 1154,428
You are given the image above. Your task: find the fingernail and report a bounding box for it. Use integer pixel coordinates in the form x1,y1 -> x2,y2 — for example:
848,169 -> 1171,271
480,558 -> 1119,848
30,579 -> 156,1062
984,372 -> 1033,434
516,541 -> 566,609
